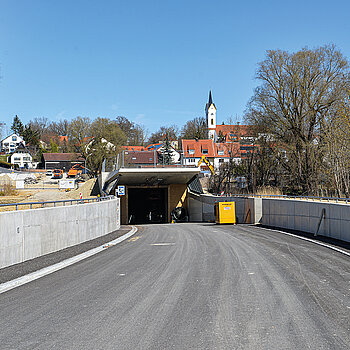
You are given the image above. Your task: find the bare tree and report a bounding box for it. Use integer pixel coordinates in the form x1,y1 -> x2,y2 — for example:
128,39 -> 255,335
148,125 -> 179,144
68,116 -> 92,153
245,44 -> 349,195
181,117 -> 207,140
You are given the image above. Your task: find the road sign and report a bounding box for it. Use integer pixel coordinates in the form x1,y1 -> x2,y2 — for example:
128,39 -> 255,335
117,185 -> 125,196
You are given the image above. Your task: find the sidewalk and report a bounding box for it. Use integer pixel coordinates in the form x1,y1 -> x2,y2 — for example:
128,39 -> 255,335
0,225 -> 132,284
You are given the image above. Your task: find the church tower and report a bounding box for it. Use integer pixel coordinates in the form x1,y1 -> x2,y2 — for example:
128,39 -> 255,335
205,90 -> 217,141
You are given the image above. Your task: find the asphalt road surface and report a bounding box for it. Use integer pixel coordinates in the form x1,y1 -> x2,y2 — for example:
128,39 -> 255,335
0,223 -> 349,349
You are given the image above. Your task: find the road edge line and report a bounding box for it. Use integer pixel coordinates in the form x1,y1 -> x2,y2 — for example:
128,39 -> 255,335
0,226 -> 138,295
256,225 -> 350,257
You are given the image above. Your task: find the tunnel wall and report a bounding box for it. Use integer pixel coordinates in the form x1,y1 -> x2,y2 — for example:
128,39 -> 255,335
188,193 -> 350,242
261,198 -> 350,242
188,193 -> 262,224
120,184 -> 188,224
0,198 -> 120,269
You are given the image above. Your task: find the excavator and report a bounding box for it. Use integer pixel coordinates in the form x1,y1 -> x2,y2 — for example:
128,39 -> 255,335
67,164 -> 86,178
197,156 -> 215,175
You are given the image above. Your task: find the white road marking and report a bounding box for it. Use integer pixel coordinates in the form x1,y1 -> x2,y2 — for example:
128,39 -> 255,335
257,226 -> 350,257
0,226 -> 138,295
151,243 -> 175,246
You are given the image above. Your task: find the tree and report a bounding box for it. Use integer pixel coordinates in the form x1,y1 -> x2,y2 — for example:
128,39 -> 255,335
245,44 -> 350,195
116,116 -> 148,145
159,134 -> 173,165
181,117 -> 207,140
148,125 -> 179,144
49,119 -> 69,136
88,117 -> 127,174
68,116 -> 92,153
29,117 -> 49,138
22,124 -> 40,146
11,115 -> 24,135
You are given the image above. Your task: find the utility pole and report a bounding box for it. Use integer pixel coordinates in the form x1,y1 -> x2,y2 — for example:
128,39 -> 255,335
0,122 -> 5,141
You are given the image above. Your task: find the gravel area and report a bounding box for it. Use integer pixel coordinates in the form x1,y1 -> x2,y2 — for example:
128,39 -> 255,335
0,225 -> 132,284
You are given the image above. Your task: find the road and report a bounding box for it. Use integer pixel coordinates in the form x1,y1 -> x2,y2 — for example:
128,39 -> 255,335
0,223 -> 349,349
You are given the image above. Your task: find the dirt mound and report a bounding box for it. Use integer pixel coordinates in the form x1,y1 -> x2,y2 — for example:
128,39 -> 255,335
65,178 -> 97,199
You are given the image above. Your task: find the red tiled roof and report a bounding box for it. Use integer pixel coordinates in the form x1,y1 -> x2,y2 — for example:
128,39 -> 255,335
124,151 -> 157,164
214,142 -> 241,158
182,139 -> 215,158
215,124 -> 253,141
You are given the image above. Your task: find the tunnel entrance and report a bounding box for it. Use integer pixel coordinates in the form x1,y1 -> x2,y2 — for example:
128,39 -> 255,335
128,187 -> 168,224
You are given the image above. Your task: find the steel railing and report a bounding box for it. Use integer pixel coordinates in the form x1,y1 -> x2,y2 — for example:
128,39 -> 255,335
0,195 -> 116,211
215,193 -> 350,204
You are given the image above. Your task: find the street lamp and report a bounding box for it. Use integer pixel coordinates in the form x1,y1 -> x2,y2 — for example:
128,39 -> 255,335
85,153 -> 93,177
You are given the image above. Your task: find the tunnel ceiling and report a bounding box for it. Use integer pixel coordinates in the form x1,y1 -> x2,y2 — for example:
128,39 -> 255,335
116,168 -> 200,186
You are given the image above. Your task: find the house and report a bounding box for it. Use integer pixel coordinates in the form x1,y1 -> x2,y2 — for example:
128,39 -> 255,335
42,153 -> 84,171
204,91 -> 254,144
182,139 -> 216,169
123,150 -> 159,167
40,134 -> 68,151
146,143 -> 181,163
1,133 -> 25,153
213,142 -> 241,169
8,143 -> 33,169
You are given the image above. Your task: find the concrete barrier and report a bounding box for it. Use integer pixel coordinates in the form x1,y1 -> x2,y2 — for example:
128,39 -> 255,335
188,193 -> 350,243
0,198 -> 120,269
261,198 -> 350,242
188,192 -> 262,224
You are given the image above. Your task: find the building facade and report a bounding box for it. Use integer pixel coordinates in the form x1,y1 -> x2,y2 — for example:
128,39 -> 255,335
1,133 -> 25,153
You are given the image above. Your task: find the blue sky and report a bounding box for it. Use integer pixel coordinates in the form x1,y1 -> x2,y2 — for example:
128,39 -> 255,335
0,0 -> 350,138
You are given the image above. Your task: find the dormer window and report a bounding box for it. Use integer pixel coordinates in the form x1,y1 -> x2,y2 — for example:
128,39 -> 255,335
12,136 -> 17,141
218,150 -> 224,156
202,149 -> 208,154
188,149 -> 195,155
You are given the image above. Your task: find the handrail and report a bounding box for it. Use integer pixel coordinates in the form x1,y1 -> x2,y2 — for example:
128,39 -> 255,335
0,195 -> 116,211
215,193 -> 350,204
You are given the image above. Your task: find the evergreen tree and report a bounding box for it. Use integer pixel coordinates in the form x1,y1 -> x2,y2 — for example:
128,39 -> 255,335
160,134 -> 173,165
11,115 -> 24,135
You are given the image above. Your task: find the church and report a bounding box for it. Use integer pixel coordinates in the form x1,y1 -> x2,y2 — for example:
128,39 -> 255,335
204,90 -> 252,143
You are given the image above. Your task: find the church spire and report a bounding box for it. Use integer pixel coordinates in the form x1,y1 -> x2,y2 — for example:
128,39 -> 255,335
208,90 -> 213,105
205,90 -> 216,112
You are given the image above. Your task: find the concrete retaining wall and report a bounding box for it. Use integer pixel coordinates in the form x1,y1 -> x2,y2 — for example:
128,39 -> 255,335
188,193 -> 350,242
188,193 -> 262,224
0,198 -> 120,269
262,198 -> 350,242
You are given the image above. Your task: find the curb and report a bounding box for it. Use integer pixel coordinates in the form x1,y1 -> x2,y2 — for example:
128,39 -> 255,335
0,226 -> 138,295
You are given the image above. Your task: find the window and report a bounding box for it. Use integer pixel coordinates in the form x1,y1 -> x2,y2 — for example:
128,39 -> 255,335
12,136 -> 17,141
219,158 -> 224,163
188,158 -> 195,163
211,119 -> 214,124
202,149 -> 208,154
188,149 -> 195,155
218,150 -> 224,156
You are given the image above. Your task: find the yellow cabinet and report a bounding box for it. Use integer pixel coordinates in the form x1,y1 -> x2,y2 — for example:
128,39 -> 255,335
214,201 -> 236,224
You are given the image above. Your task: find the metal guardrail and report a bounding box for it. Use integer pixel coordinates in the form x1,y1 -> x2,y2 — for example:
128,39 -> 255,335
216,193 -> 350,204
0,195 -> 116,211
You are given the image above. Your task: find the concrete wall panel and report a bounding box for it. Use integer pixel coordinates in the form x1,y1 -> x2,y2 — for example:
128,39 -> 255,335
0,198 -> 120,269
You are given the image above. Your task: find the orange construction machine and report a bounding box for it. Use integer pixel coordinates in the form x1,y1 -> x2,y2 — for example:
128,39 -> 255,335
67,164 -> 86,178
